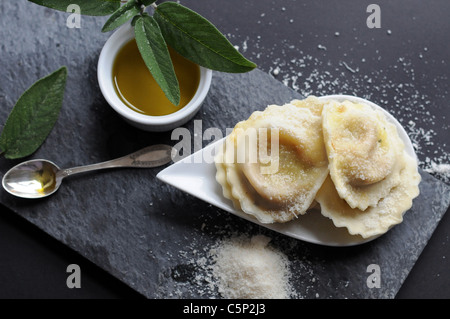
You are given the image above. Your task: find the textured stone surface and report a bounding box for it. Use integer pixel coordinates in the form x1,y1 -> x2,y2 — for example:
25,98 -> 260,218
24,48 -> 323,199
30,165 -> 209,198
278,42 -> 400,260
0,1 -> 449,298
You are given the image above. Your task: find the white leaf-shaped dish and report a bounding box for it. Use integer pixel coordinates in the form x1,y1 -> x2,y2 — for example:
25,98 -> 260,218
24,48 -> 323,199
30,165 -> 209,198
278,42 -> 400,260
156,95 -> 417,246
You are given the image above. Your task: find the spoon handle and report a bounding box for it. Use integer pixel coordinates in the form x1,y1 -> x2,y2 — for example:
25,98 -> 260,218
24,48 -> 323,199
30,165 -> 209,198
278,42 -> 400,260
57,144 -> 173,179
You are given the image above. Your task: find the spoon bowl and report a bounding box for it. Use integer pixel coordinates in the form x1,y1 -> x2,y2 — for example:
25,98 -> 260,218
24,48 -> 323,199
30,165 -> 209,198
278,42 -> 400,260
3,159 -> 62,199
2,144 -> 173,199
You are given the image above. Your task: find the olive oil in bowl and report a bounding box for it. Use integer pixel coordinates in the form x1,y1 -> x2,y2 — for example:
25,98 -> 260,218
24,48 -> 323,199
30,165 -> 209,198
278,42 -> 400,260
112,39 -> 200,116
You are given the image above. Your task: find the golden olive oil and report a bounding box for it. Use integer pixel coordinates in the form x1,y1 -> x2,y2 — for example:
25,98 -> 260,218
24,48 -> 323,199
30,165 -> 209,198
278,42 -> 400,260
112,39 -> 200,116
34,163 -> 56,195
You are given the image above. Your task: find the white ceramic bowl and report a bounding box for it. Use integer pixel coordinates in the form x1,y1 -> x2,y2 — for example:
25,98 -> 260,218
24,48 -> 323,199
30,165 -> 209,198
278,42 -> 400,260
98,23 -> 212,132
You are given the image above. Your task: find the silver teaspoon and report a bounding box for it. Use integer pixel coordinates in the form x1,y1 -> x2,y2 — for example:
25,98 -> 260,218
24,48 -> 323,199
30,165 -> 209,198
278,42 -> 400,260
2,144 -> 174,199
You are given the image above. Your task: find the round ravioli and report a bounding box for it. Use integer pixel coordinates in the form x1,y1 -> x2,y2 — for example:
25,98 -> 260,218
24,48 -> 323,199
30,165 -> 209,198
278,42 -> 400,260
322,100 -> 405,210
315,152 -> 421,238
216,102 -> 329,223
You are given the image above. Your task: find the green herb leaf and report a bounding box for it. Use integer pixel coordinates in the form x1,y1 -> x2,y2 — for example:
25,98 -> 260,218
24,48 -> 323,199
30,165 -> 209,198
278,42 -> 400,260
102,0 -> 141,33
154,2 -> 257,73
28,0 -> 121,16
0,67 -> 67,159
131,15 -> 141,27
134,15 -> 180,106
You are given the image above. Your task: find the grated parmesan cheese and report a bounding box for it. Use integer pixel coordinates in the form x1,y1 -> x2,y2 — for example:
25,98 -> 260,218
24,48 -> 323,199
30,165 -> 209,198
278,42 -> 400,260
209,235 -> 294,299
424,161 -> 450,178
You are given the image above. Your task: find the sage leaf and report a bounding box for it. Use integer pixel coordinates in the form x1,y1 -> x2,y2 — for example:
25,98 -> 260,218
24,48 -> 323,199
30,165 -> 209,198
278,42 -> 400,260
134,15 -> 180,106
131,15 -> 141,27
102,0 -> 141,33
154,2 -> 257,73
28,0 -> 120,16
0,67 -> 67,159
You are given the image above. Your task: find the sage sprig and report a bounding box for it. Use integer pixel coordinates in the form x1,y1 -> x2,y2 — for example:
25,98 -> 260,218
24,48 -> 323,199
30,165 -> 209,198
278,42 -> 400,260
0,67 -> 67,159
29,0 -> 257,106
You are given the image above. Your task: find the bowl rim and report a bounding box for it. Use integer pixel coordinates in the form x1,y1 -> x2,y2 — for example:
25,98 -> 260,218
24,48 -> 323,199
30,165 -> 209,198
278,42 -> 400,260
97,23 -> 212,127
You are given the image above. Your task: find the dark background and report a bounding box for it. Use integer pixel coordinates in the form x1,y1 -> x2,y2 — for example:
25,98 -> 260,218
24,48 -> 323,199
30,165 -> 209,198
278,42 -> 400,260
0,0 -> 449,299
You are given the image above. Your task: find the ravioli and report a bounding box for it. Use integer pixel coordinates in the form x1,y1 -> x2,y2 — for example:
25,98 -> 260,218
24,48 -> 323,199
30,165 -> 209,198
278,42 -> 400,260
214,143 -> 241,210
216,102 -> 329,223
214,96 -> 420,238
315,152 -> 420,238
322,100 -> 405,210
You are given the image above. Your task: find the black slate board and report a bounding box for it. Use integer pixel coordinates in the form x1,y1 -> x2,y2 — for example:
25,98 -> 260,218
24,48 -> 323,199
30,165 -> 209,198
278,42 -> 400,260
1,2 -> 449,299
